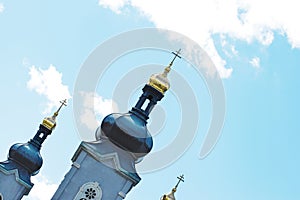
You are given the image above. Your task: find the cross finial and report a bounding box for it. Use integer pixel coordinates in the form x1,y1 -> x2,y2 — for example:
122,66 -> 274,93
53,99 -> 67,117
162,49 -> 182,77
175,174 -> 184,189
160,174 -> 185,200
169,49 -> 182,67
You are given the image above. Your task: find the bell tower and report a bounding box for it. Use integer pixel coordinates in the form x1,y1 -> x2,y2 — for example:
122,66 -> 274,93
52,50 -> 181,200
0,100 -> 66,200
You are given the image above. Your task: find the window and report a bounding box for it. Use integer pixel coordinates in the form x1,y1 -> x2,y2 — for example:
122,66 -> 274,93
141,99 -> 150,111
74,182 -> 102,200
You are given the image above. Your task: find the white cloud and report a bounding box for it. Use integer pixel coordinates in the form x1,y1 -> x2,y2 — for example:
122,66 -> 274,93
99,0 -> 300,77
0,3 -> 4,13
80,92 -> 118,131
250,57 -> 260,68
98,0 -> 128,14
221,34 -> 239,58
27,65 -> 71,114
23,174 -> 58,200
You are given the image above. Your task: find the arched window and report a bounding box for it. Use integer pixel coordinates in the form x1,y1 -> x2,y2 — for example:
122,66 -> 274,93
0,193 -> 3,200
74,182 -> 102,200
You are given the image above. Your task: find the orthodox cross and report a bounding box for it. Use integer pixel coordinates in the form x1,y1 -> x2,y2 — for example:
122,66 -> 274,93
169,49 -> 182,67
54,99 -> 67,117
175,174 -> 185,189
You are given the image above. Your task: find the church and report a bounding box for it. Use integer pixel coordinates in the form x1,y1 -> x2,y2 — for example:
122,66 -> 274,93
0,50 -> 184,200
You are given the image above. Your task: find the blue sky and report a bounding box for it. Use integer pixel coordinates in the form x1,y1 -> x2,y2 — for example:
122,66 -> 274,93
0,1 -> 299,199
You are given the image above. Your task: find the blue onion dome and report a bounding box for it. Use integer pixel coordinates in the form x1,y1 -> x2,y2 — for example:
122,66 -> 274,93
97,51 -> 181,160
8,142 -> 43,175
100,113 -> 153,159
2,100 -> 66,177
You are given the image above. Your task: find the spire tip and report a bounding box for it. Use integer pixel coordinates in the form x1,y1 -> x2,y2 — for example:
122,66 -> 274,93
42,99 -> 67,130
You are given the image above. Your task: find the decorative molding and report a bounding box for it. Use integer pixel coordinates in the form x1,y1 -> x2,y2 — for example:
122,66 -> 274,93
72,162 -> 81,169
72,142 -> 141,185
73,182 -> 102,200
118,191 -> 126,199
0,166 -> 32,190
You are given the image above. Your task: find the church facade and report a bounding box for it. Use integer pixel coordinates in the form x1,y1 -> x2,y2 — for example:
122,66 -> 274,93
0,51 -> 183,200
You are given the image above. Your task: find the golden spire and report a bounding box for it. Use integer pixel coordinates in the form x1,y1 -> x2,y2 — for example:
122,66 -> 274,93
160,175 -> 184,200
42,99 -> 67,130
149,49 -> 181,94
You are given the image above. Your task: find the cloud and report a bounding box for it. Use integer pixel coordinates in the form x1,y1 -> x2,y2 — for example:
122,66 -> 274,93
221,34 -> 239,58
250,57 -> 260,68
27,65 -> 71,114
98,0 -> 128,14
99,0 -> 300,77
80,92 -> 118,131
0,3 -> 4,13
23,174 -> 58,200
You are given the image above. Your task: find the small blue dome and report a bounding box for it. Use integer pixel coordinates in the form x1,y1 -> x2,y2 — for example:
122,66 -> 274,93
8,142 -> 43,175
101,112 -> 153,159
